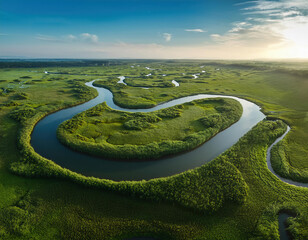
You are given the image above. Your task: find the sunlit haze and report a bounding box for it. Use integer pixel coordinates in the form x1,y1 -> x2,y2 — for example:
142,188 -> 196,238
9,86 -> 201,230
1,0 -> 308,59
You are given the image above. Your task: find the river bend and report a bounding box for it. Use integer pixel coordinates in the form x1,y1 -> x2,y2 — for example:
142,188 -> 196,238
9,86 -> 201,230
31,80 -> 307,187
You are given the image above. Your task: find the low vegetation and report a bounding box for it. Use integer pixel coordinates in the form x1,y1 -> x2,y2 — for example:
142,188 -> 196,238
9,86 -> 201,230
0,61 -> 307,239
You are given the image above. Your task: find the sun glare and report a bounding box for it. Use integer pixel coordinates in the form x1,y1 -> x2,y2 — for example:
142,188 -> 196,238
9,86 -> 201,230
280,21 -> 308,58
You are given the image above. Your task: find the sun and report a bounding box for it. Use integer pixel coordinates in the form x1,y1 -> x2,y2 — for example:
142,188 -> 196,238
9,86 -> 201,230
276,20 -> 308,58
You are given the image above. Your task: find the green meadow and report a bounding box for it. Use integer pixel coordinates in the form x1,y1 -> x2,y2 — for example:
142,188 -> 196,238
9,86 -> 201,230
0,60 -> 307,239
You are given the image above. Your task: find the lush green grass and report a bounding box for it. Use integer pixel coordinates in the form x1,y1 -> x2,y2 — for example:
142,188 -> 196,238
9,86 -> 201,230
57,98 -> 242,160
0,61 -> 307,240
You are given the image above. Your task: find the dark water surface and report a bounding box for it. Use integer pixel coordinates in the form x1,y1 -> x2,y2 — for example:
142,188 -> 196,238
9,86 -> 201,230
31,80 -> 266,181
279,213 -> 293,240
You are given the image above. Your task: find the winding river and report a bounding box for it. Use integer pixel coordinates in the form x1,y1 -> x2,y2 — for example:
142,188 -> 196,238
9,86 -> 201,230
31,79 -> 307,188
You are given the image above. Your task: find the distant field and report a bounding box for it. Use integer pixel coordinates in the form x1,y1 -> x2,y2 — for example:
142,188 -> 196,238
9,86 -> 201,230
0,60 -> 307,239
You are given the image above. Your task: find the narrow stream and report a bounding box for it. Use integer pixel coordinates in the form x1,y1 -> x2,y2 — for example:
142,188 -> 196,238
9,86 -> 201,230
266,126 -> 308,187
279,213 -> 293,240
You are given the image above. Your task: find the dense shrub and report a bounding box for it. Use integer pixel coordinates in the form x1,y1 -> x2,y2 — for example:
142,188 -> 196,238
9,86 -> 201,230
61,117 -> 85,134
6,88 -> 15,94
199,114 -> 222,128
14,92 -> 29,100
71,82 -> 96,100
10,107 -> 36,122
0,206 -> 32,237
157,106 -> 182,118
123,119 -> 152,130
4,101 -> 20,107
127,112 -> 162,123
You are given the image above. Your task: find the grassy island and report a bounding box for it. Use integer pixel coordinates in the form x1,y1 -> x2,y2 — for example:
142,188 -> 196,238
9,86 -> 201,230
57,98 -> 242,160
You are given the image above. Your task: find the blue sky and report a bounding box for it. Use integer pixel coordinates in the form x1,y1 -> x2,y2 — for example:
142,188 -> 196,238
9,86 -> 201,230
1,0 -> 308,59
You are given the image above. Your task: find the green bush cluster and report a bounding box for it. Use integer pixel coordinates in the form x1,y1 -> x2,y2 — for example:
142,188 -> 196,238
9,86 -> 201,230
61,216 -> 199,240
123,113 -> 162,130
4,101 -> 20,107
162,82 -> 174,87
123,119 -> 151,130
122,159 -> 248,212
0,206 -> 32,237
5,88 -> 15,94
71,81 -> 96,100
61,117 -> 85,134
10,106 -> 36,122
157,106 -> 183,118
126,112 -> 162,123
199,113 -> 222,128
14,92 -> 29,100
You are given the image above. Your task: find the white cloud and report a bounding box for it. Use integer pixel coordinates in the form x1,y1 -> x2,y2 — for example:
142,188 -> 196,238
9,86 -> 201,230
163,33 -> 172,42
80,33 -> 99,43
241,0 -> 308,12
35,33 -> 99,44
185,29 -> 207,33
228,22 -> 252,33
66,34 -> 77,41
35,34 -> 60,42
210,34 -> 221,40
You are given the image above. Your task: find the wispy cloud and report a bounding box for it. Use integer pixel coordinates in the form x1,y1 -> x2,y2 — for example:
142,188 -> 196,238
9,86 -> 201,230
80,33 -> 99,43
163,33 -> 172,42
185,29 -> 207,33
66,34 -> 77,41
35,33 -> 99,43
210,0 -> 308,58
0,33 -> 8,36
35,34 -> 60,42
241,0 -> 308,12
